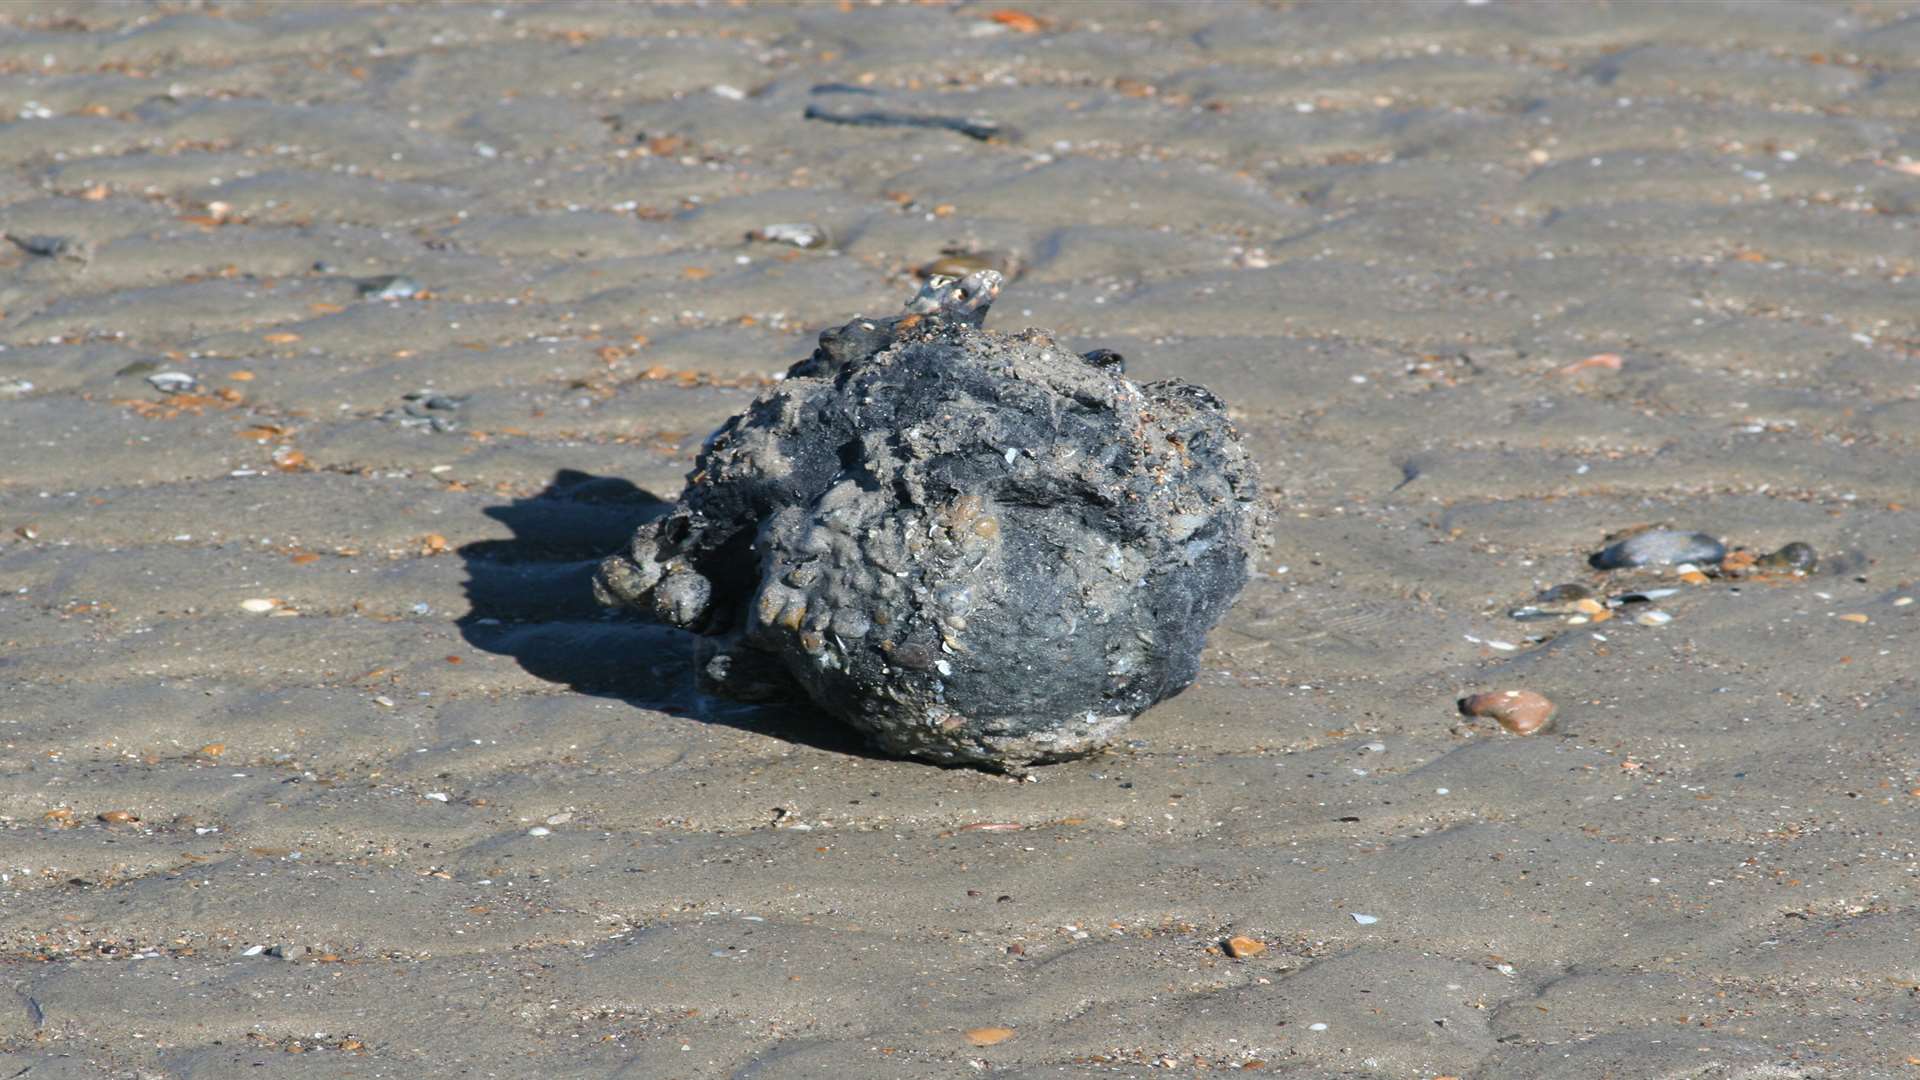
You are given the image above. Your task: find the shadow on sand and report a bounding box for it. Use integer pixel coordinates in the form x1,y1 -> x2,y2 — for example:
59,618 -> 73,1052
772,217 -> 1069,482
456,468 -> 879,757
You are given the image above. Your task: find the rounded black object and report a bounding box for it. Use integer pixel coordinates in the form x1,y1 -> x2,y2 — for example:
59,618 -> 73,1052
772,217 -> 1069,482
596,272 -> 1265,767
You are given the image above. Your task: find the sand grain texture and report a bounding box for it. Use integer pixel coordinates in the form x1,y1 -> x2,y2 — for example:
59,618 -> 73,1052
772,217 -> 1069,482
1,2 -> 1917,1077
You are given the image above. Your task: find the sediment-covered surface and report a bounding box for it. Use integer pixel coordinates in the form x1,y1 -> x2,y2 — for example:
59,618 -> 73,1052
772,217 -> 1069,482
595,271 -> 1264,768
1,2 -> 1916,1077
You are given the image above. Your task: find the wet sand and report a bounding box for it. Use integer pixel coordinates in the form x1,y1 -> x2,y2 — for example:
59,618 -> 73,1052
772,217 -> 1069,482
1,2 -> 1917,1076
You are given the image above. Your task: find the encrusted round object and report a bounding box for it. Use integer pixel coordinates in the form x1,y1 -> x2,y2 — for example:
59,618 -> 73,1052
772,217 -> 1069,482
596,271 -> 1265,767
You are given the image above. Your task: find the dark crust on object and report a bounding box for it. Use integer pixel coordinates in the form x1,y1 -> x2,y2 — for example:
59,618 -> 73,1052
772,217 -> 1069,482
597,273 -> 1264,767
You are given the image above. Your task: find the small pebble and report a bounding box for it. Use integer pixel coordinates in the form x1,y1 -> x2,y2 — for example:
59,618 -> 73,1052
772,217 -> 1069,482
1308,1022 -> 1329,1032
1836,613 -> 1869,624
1224,935 -> 1266,958
1557,352 -> 1624,374
97,810 -> 138,825
404,390 -> 463,411
1350,913 -> 1379,925
528,826 -> 551,836
1590,529 -> 1725,570
920,249 -> 1017,281
147,371 -> 199,395
384,389 -> 465,432
964,1026 -> 1015,1047
1459,690 -> 1555,735
1537,583 -> 1593,604
357,274 -> 420,300
1635,610 -> 1673,626
1755,541 -> 1817,574
747,223 -> 826,249
240,598 -> 278,613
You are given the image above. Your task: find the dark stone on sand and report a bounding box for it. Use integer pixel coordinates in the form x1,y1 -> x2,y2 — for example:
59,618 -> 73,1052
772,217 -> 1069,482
809,82 -> 881,96
7,233 -> 91,262
802,103 -> 1009,142
1756,541 -> 1817,573
1590,529 -> 1725,570
596,271 -> 1264,767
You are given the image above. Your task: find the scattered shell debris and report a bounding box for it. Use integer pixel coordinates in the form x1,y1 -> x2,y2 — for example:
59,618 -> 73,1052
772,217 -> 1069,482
1510,533 -> 1823,634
